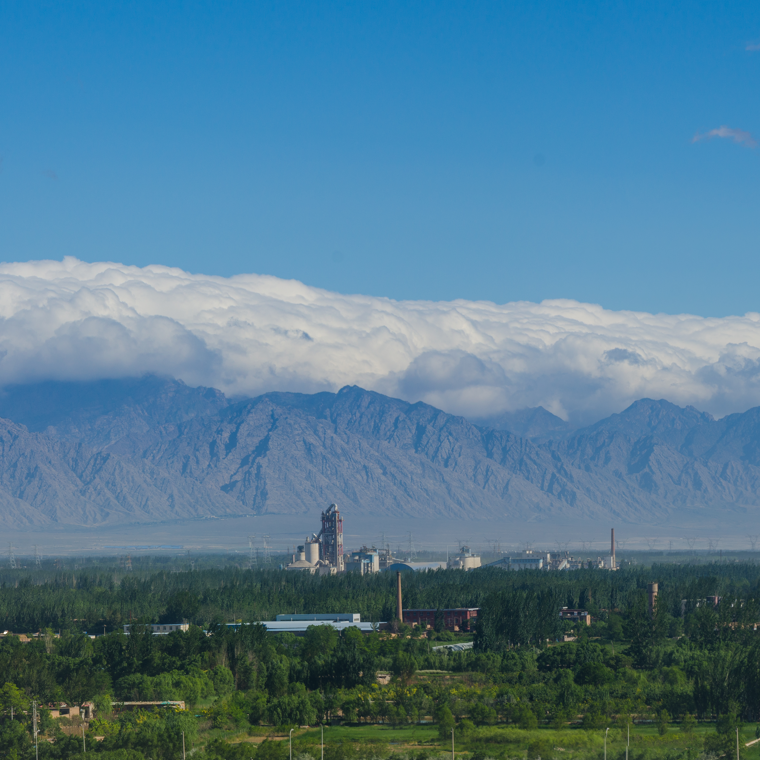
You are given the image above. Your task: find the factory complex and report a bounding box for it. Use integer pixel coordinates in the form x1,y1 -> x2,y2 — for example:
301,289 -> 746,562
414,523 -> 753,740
285,504 -> 484,574
485,529 -> 619,572
122,516 -> 622,640
285,504 -> 619,576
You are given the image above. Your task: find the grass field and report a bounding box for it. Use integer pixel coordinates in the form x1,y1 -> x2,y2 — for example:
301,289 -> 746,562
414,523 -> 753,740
299,724 -> 440,745
219,721 -> 760,759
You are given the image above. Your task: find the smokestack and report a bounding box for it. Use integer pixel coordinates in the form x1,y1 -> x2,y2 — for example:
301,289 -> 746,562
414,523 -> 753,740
611,528 -> 616,568
396,571 -> 403,622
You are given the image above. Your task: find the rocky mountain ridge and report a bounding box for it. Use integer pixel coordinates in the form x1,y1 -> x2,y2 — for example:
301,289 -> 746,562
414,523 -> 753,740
0,377 -> 759,527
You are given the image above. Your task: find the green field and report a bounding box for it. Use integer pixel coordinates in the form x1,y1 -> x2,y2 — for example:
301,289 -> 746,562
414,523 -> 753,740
233,722 -> 760,760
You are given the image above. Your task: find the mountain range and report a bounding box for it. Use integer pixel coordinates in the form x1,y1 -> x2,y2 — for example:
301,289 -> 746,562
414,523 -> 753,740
1,376 -> 760,529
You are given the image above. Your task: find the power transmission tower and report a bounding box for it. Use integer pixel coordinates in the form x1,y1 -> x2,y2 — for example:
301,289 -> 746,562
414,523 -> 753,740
749,535 -> 758,551
8,542 -> 16,570
34,545 -> 41,567
708,538 -> 719,554
248,535 -> 257,568
262,535 -> 271,563
646,538 -> 657,551
125,555 -> 132,572
685,536 -> 697,552
408,532 -> 415,561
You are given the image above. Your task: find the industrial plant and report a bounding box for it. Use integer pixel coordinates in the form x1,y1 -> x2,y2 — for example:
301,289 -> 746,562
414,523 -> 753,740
485,529 -> 618,571
285,503 -> 619,576
286,503 -> 394,574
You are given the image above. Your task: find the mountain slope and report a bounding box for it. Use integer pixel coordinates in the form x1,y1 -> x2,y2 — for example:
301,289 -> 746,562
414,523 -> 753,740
122,387 -> 604,520
0,409 -> 243,528
0,376 -> 229,450
469,406 -> 577,441
1,379 -> 760,527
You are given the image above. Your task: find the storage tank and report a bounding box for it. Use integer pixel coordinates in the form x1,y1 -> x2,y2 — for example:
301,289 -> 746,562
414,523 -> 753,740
305,538 -> 320,565
461,554 -> 481,570
296,545 -> 306,562
449,545 -> 481,571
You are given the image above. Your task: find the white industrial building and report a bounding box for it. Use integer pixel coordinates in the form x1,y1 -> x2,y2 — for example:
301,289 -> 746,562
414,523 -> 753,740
447,546 -> 481,570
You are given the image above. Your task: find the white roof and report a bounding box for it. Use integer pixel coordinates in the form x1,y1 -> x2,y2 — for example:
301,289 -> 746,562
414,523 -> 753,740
228,621 -> 380,633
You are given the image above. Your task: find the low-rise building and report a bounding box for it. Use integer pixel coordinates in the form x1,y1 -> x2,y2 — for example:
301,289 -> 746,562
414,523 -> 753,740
227,614 -> 383,635
403,607 -> 479,631
345,548 -> 380,574
123,623 -> 189,635
559,607 -> 591,625
275,613 -> 360,622
509,556 -> 546,570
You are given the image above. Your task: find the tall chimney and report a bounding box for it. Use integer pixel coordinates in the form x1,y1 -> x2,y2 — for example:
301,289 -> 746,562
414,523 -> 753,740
611,528 -> 616,568
648,582 -> 659,616
396,571 -> 403,622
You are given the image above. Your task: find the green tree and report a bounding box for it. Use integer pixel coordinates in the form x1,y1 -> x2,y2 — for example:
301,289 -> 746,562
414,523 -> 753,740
436,705 -> 455,739
0,683 -> 26,716
211,666 -> 235,697
0,719 -> 29,760
391,652 -> 418,684
513,703 -> 538,730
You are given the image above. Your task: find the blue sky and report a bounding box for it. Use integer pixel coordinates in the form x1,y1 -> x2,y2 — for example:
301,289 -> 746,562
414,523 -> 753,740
1,1 -> 758,316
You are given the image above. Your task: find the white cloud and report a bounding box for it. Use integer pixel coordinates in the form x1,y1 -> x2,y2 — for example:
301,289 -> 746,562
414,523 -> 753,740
2,258 -> 760,423
692,125 -> 757,149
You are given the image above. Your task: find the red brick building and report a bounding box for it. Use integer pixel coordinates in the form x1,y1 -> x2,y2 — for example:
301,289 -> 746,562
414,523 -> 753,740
403,608 -> 479,631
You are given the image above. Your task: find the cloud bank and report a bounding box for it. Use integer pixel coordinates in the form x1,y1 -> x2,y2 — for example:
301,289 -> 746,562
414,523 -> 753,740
2,258 -> 760,424
692,126 -> 758,149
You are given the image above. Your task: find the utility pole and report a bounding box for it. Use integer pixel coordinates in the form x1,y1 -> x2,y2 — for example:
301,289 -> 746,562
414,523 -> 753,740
290,728 -> 294,760
33,700 -> 39,760
737,727 -> 740,760
182,730 -> 186,759
451,727 -> 455,760
83,724 -> 86,754
604,727 -> 609,760
321,724 -> 324,760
